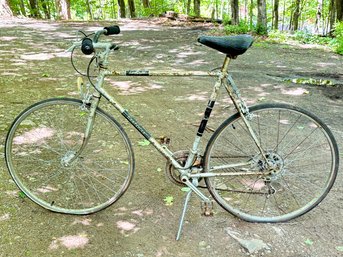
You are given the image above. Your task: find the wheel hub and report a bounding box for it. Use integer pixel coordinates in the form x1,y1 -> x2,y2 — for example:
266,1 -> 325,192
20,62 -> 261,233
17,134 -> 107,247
60,151 -> 76,167
253,151 -> 285,179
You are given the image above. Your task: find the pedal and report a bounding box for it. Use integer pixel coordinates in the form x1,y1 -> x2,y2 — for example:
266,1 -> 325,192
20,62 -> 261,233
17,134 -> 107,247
158,135 -> 171,145
201,200 -> 214,216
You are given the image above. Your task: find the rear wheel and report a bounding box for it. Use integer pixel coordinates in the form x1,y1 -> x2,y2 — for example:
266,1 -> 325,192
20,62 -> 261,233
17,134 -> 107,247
5,98 -> 135,214
204,103 -> 339,222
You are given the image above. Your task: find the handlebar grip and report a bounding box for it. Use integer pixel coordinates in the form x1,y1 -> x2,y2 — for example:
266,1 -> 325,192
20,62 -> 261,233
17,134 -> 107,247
81,38 -> 94,55
104,26 -> 120,35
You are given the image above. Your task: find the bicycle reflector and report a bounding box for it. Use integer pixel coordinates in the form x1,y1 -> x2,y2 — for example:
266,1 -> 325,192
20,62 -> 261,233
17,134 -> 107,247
81,38 -> 94,55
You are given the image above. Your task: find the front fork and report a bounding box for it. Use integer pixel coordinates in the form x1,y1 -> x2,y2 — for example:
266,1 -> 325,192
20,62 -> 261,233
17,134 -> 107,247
60,83 -> 100,167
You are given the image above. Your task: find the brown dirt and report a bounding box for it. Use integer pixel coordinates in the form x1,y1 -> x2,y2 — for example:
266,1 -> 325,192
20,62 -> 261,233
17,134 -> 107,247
0,18 -> 342,257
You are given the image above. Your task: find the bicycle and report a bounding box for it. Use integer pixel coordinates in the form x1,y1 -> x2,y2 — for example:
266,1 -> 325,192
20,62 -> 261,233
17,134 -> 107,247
4,25 -> 339,240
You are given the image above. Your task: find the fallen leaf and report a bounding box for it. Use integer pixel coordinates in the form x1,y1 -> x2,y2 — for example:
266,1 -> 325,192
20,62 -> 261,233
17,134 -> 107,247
18,191 -> 26,199
304,239 -> 314,246
163,196 -> 174,206
138,139 -> 150,146
336,246 -> 343,252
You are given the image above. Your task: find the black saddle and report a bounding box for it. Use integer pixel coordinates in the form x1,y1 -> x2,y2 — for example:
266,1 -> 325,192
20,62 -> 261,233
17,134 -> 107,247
198,35 -> 254,58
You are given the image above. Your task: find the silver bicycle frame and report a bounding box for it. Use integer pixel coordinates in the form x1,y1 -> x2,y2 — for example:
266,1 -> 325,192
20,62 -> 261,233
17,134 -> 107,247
70,42 -> 265,202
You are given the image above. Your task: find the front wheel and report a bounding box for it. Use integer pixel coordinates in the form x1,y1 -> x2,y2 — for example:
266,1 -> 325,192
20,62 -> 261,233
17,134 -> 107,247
5,98 -> 135,215
204,103 -> 339,222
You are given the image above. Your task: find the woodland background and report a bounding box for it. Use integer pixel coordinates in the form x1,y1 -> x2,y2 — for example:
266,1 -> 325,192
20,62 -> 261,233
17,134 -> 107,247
0,0 -> 342,35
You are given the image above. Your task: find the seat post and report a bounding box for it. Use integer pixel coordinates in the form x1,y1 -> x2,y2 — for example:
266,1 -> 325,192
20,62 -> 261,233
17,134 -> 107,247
221,56 -> 231,74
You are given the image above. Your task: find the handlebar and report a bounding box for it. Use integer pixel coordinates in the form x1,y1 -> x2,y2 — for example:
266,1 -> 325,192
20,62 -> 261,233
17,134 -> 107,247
104,26 -> 120,35
67,25 -> 120,55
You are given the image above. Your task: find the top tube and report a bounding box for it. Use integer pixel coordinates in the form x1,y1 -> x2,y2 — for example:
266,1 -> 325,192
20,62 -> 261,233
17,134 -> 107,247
109,69 -> 220,77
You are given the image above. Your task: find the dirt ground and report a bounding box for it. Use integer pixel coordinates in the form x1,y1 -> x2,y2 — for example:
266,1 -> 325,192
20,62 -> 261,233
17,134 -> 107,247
0,18 -> 342,257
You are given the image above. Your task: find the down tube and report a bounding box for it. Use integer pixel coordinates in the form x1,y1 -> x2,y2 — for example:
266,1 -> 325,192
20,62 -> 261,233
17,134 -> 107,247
95,85 -> 182,169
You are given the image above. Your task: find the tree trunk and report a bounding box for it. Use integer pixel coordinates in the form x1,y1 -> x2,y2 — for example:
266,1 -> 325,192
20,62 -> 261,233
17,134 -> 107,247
86,0 -> 93,20
142,0 -> 150,8
257,0 -> 267,33
292,0 -> 301,30
249,0 -> 253,28
329,0 -> 336,31
128,0 -> 136,18
55,0 -> 70,20
337,0 -> 343,21
230,0 -> 239,25
194,0 -> 201,17
282,0 -> 286,30
0,0 -> 13,17
118,0 -> 126,18
315,0 -> 323,33
273,0 -> 279,30
187,0 -> 191,14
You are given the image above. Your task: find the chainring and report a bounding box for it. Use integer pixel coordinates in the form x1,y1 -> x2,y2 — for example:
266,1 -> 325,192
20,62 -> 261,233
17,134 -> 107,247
165,150 -> 190,186
165,150 -> 204,187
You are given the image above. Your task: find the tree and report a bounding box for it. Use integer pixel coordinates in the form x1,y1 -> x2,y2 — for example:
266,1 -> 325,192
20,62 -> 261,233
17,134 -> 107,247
231,0 -> 239,25
257,0 -> 267,33
118,0 -> 126,17
142,0 -> 150,8
315,0 -> 323,33
128,0 -> 136,18
337,0 -> 343,21
55,0 -> 71,20
194,0 -> 201,16
329,0 -> 336,31
292,0 -> 301,30
273,0 -> 279,29
0,0 -> 12,16
86,0 -> 93,19
249,0 -> 254,28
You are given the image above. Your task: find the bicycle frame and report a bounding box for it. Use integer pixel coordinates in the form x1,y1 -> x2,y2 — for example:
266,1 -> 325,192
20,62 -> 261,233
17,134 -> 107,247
77,52 -> 266,203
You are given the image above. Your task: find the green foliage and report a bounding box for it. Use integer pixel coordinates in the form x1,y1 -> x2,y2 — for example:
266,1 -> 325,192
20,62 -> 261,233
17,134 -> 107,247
334,22 -> 343,55
224,21 -> 250,35
255,24 -> 268,36
268,30 -> 288,43
293,31 -> 333,45
222,14 -> 231,26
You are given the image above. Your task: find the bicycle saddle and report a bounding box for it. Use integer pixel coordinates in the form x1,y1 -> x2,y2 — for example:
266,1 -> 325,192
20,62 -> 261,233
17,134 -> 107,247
198,35 -> 254,58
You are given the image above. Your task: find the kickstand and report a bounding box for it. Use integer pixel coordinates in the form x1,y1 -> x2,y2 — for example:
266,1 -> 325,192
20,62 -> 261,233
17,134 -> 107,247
175,189 -> 192,241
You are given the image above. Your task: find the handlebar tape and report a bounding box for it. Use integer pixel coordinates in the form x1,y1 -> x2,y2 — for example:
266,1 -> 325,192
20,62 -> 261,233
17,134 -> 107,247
104,26 -> 120,35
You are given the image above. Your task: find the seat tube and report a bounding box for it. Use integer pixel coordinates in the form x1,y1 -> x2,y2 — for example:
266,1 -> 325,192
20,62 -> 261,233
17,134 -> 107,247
184,56 -> 232,168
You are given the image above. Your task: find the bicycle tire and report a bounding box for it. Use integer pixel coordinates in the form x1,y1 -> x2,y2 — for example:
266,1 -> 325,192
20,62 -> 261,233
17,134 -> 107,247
204,103 -> 339,222
5,98 -> 135,215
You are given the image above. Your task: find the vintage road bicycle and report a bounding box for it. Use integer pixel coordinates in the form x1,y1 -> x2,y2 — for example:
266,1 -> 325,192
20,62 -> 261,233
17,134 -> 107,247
5,25 -> 339,240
